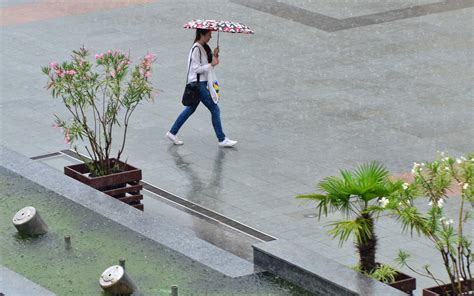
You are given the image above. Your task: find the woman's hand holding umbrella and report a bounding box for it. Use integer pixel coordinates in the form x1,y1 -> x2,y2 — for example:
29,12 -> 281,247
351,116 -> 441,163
213,46 -> 220,58
211,54 -> 219,67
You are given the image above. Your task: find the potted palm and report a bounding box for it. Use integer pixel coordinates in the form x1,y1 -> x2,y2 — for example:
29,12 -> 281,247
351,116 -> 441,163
42,47 -> 156,210
297,161 -> 416,295
389,153 -> 473,296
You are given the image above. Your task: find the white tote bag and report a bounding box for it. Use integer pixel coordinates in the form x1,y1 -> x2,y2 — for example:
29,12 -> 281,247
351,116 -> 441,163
207,67 -> 221,104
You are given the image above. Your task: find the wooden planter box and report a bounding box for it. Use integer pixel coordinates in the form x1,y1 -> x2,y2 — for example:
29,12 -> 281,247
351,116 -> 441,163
64,159 -> 143,210
389,271 -> 417,295
422,279 -> 474,296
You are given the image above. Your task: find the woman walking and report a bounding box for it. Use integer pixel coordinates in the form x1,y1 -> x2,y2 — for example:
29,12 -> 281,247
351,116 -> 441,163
166,29 -> 237,147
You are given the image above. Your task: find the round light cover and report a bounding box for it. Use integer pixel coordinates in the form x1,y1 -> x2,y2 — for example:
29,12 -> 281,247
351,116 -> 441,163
12,206 -> 36,225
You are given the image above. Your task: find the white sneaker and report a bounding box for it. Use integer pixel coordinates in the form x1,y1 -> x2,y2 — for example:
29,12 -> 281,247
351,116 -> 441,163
166,132 -> 183,145
218,138 -> 238,147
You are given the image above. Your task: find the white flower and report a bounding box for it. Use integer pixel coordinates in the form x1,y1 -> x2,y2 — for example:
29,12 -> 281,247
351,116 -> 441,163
442,157 -> 449,162
379,197 -> 389,208
411,162 -> 420,174
440,217 -> 454,226
444,167 -> 450,172
463,183 -> 469,190
429,199 -> 445,208
437,199 -> 445,208
402,183 -> 409,190
440,151 -> 446,157
456,158 -> 462,164
461,156 -> 466,161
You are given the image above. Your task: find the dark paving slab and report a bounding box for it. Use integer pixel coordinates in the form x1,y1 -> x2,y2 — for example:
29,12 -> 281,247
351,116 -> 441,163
231,0 -> 474,31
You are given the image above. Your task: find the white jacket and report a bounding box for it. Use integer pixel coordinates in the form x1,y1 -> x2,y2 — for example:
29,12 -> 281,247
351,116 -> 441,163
187,42 -> 212,83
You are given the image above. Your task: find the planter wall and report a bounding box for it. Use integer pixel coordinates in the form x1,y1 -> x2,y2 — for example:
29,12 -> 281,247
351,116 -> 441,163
64,159 -> 143,210
422,279 -> 474,296
389,271 -> 417,295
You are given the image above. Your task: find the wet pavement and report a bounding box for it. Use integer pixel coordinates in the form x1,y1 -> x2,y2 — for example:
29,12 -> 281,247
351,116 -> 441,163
1,0 -> 473,294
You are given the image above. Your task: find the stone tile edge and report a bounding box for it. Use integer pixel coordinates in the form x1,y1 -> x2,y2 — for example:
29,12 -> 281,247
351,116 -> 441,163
252,239 -> 407,296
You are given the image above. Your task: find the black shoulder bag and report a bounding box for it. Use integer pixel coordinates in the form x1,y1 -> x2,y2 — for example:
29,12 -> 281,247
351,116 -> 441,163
182,46 -> 201,106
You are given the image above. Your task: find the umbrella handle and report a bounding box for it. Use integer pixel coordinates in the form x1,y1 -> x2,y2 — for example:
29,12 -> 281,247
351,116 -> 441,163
213,31 -> 220,58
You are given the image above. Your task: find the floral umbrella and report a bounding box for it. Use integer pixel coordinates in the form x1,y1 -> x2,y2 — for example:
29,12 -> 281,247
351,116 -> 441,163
184,19 -> 254,47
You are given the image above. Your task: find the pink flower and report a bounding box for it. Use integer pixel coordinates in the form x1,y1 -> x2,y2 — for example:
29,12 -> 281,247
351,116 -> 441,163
144,71 -> 151,78
66,70 -> 76,76
95,53 -> 104,60
59,72 -> 65,78
52,123 -> 59,128
50,62 -> 58,69
110,70 -> 116,78
107,50 -> 112,54
64,136 -> 71,144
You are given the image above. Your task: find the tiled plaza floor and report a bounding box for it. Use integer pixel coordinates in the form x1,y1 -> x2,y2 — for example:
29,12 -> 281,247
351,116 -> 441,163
1,0 -> 473,294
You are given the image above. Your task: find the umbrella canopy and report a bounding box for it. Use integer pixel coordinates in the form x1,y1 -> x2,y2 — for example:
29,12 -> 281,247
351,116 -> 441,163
184,19 -> 254,47
216,20 -> 254,34
183,19 -> 219,31
184,19 -> 254,34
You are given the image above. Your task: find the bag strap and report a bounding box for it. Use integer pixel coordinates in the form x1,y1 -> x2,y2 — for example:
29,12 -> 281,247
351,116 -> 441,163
186,45 -> 201,84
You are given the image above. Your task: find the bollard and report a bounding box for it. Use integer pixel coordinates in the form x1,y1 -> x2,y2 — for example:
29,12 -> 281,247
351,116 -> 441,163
171,285 -> 178,296
99,265 -> 137,294
64,235 -> 71,250
119,258 -> 126,270
12,206 -> 48,235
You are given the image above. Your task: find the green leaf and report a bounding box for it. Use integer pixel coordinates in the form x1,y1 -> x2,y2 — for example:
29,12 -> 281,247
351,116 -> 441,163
328,218 -> 372,247
395,249 -> 410,267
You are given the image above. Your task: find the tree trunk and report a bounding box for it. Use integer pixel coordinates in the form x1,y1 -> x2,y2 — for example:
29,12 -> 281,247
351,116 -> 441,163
357,213 -> 377,273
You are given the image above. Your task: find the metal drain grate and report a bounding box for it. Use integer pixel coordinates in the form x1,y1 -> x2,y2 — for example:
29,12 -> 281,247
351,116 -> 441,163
31,150 -> 277,242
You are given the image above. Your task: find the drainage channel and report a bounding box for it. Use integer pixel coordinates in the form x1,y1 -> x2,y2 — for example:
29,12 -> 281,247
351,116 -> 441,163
31,150 -> 277,242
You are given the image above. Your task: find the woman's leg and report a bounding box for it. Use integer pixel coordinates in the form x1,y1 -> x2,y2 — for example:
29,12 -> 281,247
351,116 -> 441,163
169,104 -> 198,135
198,82 -> 226,142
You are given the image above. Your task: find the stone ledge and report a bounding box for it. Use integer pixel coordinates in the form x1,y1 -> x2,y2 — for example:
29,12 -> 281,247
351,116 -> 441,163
0,266 -> 56,296
253,239 -> 407,296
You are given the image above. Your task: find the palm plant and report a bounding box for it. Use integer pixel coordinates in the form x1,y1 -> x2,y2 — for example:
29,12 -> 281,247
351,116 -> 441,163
297,161 -> 400,273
